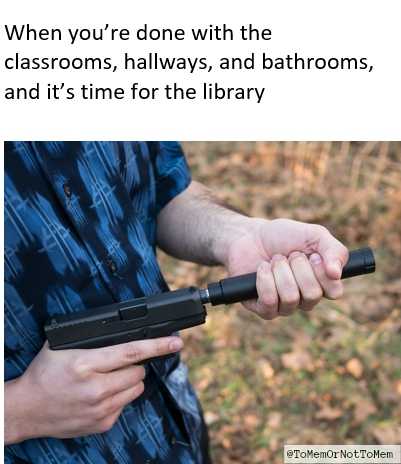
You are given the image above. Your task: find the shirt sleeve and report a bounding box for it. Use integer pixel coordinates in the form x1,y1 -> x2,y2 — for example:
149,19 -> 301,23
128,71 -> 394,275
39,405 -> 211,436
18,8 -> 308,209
149,142 -> 192,214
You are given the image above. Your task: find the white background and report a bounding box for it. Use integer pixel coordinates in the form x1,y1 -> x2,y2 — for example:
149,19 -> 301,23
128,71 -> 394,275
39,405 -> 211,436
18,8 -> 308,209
1,0 -> 400,455
0,0 -> 400,141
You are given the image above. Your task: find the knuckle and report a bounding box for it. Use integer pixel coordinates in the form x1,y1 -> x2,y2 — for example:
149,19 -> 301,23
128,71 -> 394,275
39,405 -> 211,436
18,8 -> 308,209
281,292 -> 300,306
303,287 -> 323,302
72,358 -> 91,379
156,339 -> 169,356
124,344 -> 141,363
259,294 -> 278,308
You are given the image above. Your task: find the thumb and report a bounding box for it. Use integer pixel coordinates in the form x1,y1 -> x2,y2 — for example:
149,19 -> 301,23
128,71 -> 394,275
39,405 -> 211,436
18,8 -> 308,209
315,227 -> 349,280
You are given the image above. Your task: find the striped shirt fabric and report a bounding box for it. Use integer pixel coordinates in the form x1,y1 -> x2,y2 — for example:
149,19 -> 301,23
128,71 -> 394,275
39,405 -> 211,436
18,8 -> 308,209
5,142 -> 207,464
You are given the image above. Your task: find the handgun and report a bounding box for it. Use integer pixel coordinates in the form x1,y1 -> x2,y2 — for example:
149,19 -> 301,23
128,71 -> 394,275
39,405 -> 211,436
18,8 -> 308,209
45,247 -> 375,350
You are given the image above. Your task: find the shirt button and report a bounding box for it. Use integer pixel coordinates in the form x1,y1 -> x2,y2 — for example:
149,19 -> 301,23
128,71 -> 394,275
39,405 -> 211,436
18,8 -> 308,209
170,436 -> 177,445
63,183 -> 72,198
106,258 -> 117,274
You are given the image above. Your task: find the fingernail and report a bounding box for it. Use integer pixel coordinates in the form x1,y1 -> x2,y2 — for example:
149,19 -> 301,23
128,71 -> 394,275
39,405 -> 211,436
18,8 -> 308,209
271,254 -> 285,263
289,251 -> 302,259
169,338 -> 183,351
310,253 -> 322,265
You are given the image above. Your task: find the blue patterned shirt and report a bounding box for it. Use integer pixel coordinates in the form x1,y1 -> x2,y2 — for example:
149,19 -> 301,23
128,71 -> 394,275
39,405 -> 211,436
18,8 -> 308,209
5,142 -> 206,464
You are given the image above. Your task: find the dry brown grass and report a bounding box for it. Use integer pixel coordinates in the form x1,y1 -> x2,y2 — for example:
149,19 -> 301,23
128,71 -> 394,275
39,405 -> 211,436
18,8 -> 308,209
159,142 -> 401,464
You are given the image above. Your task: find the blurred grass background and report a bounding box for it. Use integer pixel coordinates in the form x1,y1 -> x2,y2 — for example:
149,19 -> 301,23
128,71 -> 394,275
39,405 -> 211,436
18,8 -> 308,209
159,142 -> 401,464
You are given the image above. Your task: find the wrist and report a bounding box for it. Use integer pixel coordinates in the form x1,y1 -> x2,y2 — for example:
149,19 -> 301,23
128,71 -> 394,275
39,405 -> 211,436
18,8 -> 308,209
5,375 -> 41,444
213,214 -> 262,267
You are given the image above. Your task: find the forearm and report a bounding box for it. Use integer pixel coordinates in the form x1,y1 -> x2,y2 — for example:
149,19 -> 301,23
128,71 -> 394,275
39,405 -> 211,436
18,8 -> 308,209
5,377 -> 35,444
157,181 -> 255,266
157,181 -> 348,320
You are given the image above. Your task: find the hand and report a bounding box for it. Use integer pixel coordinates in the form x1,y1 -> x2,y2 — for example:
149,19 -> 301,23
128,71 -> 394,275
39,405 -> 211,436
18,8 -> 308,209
5,336 -> 183,444
224,218 -> 349,319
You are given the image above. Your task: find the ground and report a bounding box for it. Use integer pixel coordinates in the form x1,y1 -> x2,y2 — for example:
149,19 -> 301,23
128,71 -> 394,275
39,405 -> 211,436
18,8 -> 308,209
159,142 -> 401,464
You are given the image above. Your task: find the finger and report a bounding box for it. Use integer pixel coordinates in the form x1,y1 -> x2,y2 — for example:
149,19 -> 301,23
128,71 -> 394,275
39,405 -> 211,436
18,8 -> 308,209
315,226 -> 349,280
100,365 -> 146,398
100,382 -> 145,417
255,261 -> 279,319
271,255 -> 300,316
309,253 -> 344,299
85,337 -> 183,373
241,300 -> 258,313
96,407 -> 125,434
83,366 -> 146,405
289,252 -> 323,311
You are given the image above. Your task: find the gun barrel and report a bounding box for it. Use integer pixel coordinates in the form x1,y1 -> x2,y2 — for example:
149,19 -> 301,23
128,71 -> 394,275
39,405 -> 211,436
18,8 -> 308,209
205,247 -> 375,306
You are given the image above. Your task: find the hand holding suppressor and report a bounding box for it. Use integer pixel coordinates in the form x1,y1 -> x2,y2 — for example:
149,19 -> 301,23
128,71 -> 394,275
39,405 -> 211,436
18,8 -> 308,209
45,247 -> 375,350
